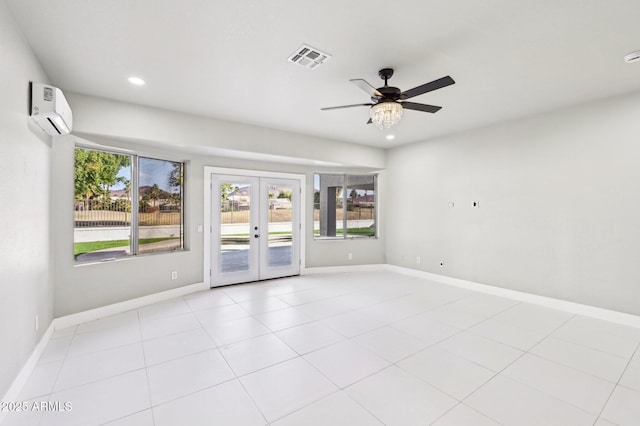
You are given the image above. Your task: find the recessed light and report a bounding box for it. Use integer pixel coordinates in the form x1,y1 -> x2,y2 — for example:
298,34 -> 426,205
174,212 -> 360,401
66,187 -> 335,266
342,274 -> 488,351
128,76 -> 146,86
386,134 -> 395,140
624,51 -> 640,64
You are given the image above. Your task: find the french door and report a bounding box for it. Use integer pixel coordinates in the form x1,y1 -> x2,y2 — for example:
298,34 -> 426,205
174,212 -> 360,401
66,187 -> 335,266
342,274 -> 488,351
210,173 -> 301,287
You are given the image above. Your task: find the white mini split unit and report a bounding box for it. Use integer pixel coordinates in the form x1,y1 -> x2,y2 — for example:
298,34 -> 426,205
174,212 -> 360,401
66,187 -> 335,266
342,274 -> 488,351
30,82 -> 73,135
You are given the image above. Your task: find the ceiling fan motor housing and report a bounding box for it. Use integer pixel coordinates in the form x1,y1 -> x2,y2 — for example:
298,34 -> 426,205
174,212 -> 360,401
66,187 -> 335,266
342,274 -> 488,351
373,86 -> 402,103
374,68 -> 405,102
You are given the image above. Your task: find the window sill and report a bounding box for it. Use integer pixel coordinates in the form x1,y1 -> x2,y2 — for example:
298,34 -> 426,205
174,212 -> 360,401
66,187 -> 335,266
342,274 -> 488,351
74,248 -> 187,266
313,236 -> 378,241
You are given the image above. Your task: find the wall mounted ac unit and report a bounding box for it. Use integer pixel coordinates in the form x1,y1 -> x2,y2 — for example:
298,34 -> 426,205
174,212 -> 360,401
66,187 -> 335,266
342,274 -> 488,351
30,82 -> 73,135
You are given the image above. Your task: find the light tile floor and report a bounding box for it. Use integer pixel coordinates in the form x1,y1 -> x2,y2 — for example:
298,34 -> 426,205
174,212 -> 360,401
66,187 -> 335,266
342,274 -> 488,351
4,271 -> 640,425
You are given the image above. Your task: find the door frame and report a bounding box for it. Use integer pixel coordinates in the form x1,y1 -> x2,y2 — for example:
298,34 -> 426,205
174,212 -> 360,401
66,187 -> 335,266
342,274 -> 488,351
204,166 -> 306,288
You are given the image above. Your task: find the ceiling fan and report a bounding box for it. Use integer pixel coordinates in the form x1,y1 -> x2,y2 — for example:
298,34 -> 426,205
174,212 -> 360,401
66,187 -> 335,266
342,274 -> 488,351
321,68 -> 455,130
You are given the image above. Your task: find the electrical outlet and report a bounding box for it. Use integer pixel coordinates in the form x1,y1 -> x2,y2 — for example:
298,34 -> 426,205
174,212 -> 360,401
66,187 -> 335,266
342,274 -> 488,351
171,271 -> 178,280
416,256 -> 421,264
347,253 -> 353,260
35,315 -> 39,331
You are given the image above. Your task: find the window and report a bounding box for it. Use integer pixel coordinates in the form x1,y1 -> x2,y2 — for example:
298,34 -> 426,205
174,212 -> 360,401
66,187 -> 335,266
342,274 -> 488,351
74,147 -> 184,262
138,157 -> 184,254
313,173 -> 376,239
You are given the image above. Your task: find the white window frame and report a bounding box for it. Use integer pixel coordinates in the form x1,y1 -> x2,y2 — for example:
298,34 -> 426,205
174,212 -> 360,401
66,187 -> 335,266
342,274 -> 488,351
73,145 -> 185,262
314,173 -> 377,240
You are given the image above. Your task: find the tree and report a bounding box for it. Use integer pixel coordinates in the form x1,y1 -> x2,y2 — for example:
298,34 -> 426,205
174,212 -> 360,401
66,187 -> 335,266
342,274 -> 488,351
142,184 -> 163,210
168,162 -> 183,190
219,183 -> 240,212
277,189 -> 292,200
335,186 -> 343,207
350,189 -> 358,204
167,162 -> 183,209
220,183 -> 238,202
74,148 -> 131,209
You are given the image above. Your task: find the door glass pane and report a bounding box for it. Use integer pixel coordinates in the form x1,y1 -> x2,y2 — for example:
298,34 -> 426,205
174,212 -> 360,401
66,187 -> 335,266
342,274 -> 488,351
220,182 -> 251,273
267,184 -> 293,267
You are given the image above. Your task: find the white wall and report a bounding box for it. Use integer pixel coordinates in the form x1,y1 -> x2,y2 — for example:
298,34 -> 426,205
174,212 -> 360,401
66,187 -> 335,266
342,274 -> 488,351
52,95 -> 386,316
0,0 -> 54,398
386,90 -> 640,315
66,92 -> 386,169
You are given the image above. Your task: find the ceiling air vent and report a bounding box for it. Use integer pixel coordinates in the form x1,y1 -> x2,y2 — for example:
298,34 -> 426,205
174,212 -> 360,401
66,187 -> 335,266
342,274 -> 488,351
288,44 -> 331,69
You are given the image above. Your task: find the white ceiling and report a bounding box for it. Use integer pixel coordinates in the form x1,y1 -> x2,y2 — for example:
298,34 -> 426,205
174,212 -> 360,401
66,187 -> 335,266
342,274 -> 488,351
7,0 -> 640,148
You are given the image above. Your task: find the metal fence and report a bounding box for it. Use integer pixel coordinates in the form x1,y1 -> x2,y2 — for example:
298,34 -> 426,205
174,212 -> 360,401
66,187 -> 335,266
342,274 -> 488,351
312,205 -> 375,221
220,207 -> 294,224
74,199 -> 181,227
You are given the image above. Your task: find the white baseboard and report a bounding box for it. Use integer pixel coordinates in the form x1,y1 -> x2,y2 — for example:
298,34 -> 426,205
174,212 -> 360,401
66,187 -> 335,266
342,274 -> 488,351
302,264 -> 388,275
0,322 -> 55,423
55,282 -> 208,330
300,263 -> 640,328
385,265 -> 640,329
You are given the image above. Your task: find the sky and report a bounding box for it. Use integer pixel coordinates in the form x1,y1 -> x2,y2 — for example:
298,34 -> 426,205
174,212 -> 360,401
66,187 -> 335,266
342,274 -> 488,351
113,159 -> 178,192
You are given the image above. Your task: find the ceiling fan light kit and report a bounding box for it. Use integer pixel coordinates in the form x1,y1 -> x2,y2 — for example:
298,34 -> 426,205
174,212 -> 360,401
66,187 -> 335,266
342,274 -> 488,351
322,68 -> 455,131
370,101 -> 403,129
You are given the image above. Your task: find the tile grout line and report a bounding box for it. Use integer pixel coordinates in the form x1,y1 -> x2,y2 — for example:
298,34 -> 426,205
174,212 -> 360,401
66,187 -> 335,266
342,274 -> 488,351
461,312 -> 617,420
30,317 -> 147,402
137,307 -> 157,426
427,402 -> 500,426
11,278 -> 427,425
505,312 -> 640,387
428,311 -> 579,425
383,295 -> 527,371
232,278 -> 357,414
592,338 -> 640,425
248,278 -> 515,416
281,305 -> 469,421
17,272 -> 640,425
238,282 -> 394,424
135,291 -> 267,418
36,318 -> 149,424
535,333 -> 636,361
187,292 -> 271,425
35,323 -> 79,426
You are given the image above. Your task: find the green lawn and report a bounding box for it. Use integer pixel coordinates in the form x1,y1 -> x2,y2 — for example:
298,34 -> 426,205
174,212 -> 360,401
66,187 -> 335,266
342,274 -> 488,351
313,227 -> 375,237
74,237 -> 178,256
345,227 -> 376,236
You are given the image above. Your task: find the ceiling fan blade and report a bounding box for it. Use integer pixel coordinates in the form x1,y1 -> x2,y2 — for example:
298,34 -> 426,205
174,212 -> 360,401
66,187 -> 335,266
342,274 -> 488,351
400,76 -> 455,100
400,101 -> 442,113
321,103 -> 373,111
350,79 -> 383,98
